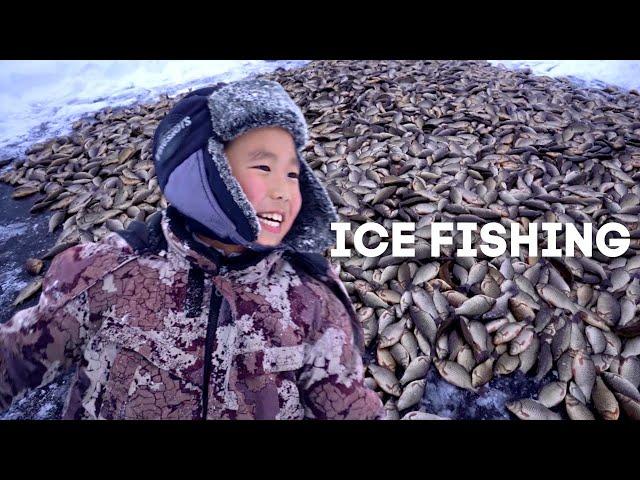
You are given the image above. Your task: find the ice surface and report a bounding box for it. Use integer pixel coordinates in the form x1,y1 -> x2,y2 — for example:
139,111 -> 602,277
0,221 -> 33,306
420,367 -> 553,419
0,266 -> 28,309
0,369 -> 75,420
0,221 -> 29,244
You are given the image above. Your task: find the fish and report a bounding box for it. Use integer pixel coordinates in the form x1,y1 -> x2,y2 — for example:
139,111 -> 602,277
379,320 -> 406,349
401,411 -> 451,420
454,295 -> 496,317
433,358 -> 478,393
397,379 -> 427,410
537,381 -> 567,408
506,399 -> 561,420
592,376 -> 620,420
471,357 -> 494,388
572,350 -> 596,402
565,394 -> 595,420
12,277 -> 43,307
399,356 -> 431,386
368,364 -> 401,397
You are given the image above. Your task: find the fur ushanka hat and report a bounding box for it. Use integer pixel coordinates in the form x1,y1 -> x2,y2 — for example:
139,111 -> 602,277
152,79 -> 338,254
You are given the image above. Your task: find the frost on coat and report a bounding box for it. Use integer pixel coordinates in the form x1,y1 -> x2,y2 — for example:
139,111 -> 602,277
0,210 -> 383,420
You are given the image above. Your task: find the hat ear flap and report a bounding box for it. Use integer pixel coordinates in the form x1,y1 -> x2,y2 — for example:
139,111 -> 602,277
152,92 -> 216,190
152,84 -> 261,246
280,153 -> 338,253
205,140 -> 260,241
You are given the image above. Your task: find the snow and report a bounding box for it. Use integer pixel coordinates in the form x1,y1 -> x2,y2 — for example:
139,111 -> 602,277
0,368 -> 75,420
0,220 -> 29,244
0,60 -> 309,161
0,266 -> 28,308
0,222 -> 32,308
2,59 -> 638,164
489,60 -> 640,92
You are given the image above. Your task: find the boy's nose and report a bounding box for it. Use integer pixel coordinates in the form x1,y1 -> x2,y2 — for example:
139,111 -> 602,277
270,189 -> 289,201
269,182 -> 289,201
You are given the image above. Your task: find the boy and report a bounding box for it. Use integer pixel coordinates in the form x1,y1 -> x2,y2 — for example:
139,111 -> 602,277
0,79 -> 384,420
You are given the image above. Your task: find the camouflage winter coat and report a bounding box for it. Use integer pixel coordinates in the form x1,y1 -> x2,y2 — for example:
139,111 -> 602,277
0,209 -> 383,419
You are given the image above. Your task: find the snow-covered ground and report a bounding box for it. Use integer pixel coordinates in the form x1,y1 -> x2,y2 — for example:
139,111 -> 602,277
2,60 -> 639,164
0,60 -> 309,162
489,60 -> 640,92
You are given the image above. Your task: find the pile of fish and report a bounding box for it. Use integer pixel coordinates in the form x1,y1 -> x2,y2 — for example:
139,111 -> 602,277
1,96 -> 171,309
2,60 -> 640,420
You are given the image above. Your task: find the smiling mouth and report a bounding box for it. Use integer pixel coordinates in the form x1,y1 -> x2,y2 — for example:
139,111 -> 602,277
257,211 -> 285,232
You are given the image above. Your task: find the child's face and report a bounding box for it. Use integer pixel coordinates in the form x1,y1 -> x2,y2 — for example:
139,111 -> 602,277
225,126 -> 303,247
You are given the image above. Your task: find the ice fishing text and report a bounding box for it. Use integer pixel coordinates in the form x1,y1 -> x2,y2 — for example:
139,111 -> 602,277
330,222 -> 631,259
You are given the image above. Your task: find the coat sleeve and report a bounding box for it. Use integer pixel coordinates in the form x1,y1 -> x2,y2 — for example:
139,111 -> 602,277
297,268 -> 384,420
0,234 -> 135,411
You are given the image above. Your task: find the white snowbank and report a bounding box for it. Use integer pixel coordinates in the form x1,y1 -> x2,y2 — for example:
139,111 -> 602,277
489,60 -> 640,92
3,60 -> 639,164
0,60 -> 309,161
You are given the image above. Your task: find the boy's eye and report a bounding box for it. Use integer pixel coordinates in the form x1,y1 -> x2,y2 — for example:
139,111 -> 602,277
288,172 -> 299,179
254,165 -> 270,172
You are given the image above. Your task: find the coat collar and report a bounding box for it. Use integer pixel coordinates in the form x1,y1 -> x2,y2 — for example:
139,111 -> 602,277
161,208 -> 286,279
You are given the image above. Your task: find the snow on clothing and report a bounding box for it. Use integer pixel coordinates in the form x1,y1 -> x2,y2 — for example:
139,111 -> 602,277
0,208 -> 384,419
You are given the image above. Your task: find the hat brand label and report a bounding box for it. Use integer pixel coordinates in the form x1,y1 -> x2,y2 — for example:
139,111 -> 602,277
156,116 -> 192,162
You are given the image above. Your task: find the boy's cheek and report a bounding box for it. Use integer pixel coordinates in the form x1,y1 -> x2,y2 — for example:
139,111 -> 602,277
239,178 -> 268,205
286,193 -> 301,224
292,199 -> 302,222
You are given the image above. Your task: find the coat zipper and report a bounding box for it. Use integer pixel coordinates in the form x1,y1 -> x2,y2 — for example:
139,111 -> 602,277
202,283 -> 223,419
